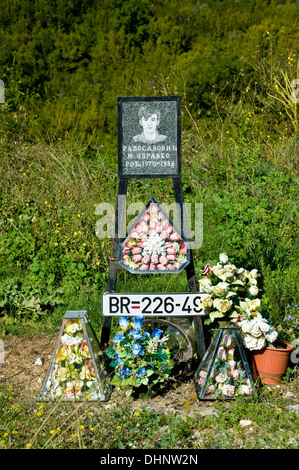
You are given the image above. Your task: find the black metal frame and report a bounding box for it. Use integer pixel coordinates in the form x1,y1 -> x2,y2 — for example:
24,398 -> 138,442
100,177 -> 206,362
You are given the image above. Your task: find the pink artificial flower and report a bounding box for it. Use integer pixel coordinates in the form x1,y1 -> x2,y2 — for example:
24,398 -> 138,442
158,211 -> 163,220
159,255 -> 168,265
157,264 -> 165,270
231,368 -> 239,379
228,349 -> 235,359
164,242 -> 173,249
132,254 -> 142,263
166,254 -> 176,261
130,231 -> 139,239
163,220 -> 170,229
151,204 -> 158,213
215,372 -> 228,383
143,212 -> 150,222
167,264 -> 176,270
228,360 -> 236,369
142,254 -> 150,264
222,384 -> 235,397
170,232 -> 181,241
199,370 -> 207,383
173,262 -> 182,270
151,254 -> 159,264
166,225 -> 173,234
167,247 -> 176,255
241,385 -> 252,395
223,334 -> 232,347
201,264 -> 213,275
150,220 -> 156,229
132,247 -> 142,254
155,222 -> 163,233
149,263 -> 156,270
217,346 -> 227,361
180,247 -> 187,255
134,223 -> 142,233
139,264 -> 149,270
160,230 -> 169,240
137,241 -> 144,248
122,246 -> 131,253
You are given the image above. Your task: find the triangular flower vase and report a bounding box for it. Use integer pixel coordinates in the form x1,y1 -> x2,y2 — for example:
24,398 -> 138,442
37,311 -> 111,401
194,321 -> 255,400
119,197 -> 190,274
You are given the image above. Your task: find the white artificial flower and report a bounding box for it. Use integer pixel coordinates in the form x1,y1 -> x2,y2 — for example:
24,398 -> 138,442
219,253 -> 229,263
212,264 -> 225,278
60,333 -> 84,346
249,285 -> 259,296
212,282 -> 229,297
142,230 -> 166,257
249,269 -> 259,279
214,298 -> 233,313
199,277 -> 212,292
201,294 -> 214,308
265,326 -> 278,344
245,298 -> 261,312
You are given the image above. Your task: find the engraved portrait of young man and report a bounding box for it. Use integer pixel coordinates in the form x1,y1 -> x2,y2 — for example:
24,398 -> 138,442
133,105 -> 167,144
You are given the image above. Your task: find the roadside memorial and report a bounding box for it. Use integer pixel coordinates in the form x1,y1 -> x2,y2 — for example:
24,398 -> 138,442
101,96 -> 207,380
37,311 -> 111,401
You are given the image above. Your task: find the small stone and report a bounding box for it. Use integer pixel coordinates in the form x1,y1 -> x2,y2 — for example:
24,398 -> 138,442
287,405 -> 299,415
34,357 -> 44,365
239,419 -> 252,427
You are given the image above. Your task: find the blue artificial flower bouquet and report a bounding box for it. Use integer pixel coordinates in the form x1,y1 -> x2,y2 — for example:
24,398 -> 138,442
105,316 -> 175,395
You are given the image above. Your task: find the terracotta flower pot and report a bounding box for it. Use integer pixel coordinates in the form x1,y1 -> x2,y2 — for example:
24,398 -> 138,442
252,341 -> 293,385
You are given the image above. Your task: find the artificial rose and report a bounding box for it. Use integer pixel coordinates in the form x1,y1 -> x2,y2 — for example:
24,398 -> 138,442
201,294 -> 214,308
201,264 -> 213,275
132,247 -> 142,254
199,277 -> 212,292
215,372 -> 228,383
155,222 -> 163,233
249,285 -> 259,296
159,255 -> 168,265
217,346 -> 227,361
223,334 -> 232,347
241,384 -> 252,395
139,264 -> 149,270
222,384 -> 235,396
219,253 -> 229,263
231,368 -> 239,379
151,253 -> 159,264
56,346 -> 68,362
213,265 -> 225,278
64,320 -> 82,335
212,282 -> 229,297
142,254 -> 150,264
132,254 -> 142,263
249,269 -> 259,279
170,232 -> 180,241
214,298 -> 233,313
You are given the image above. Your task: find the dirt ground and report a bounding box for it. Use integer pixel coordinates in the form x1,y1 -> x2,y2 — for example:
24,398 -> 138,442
0,333 -> 297,418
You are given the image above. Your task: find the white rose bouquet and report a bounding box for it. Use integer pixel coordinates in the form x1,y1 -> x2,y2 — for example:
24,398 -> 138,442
198,254 -> 278,351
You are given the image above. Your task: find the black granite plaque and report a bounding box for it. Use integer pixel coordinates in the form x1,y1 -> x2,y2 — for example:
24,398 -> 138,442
118,96 -> 181,178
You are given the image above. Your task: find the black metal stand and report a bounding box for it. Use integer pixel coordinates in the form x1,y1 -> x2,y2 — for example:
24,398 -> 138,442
100,177 -> 206,363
